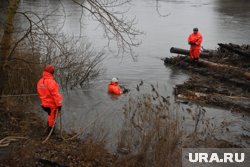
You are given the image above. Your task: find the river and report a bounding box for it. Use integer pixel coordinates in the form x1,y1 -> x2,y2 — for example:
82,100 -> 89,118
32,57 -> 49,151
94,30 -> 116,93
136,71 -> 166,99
18,0 -> 250,149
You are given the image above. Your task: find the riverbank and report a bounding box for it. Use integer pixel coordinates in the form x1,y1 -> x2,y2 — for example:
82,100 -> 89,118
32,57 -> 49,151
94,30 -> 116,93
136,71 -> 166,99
0,94 -> 244,167
0,105 -> 115,167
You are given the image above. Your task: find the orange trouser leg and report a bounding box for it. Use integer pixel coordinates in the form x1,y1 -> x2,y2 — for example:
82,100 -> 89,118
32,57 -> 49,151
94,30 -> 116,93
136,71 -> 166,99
193,49 -> 200,59
47,108 -> 59,127
189,49 -> 200,60
190,48 -> 200,60
189,49 -> 194,59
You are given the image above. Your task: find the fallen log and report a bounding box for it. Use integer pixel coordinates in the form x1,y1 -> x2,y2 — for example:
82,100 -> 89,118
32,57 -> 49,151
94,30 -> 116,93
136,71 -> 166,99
175,89 -> 250,112
218,43 -> 250,57
197,59 -> 250,80
170,47 -> 215,57
167,48 -> 250,80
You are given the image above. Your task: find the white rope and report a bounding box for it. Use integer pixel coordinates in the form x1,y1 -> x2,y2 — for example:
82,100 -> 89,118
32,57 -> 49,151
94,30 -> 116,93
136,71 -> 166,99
42,109 -> 59,143
0,93 -> 38,97
0,84 -> 104,98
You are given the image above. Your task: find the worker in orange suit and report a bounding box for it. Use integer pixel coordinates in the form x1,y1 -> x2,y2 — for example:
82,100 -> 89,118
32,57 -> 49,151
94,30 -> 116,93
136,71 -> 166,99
188,28 -> 203,61
37,65 -> 63,134
108,77 -> 129,95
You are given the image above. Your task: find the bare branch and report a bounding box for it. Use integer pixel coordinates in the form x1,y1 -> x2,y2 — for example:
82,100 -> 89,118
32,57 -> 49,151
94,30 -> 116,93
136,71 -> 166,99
156,0 -> 171,17
72,0 -> 143,58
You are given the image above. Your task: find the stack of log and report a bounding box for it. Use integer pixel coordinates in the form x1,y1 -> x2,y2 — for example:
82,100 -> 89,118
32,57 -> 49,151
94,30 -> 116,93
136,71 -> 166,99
164,43 -> 250,112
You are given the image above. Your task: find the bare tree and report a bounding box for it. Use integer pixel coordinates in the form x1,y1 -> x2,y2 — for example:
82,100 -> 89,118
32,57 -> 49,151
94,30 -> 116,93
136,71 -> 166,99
0,0 -> 20,96
0,0 -> 142,100
71,0 -> 143,58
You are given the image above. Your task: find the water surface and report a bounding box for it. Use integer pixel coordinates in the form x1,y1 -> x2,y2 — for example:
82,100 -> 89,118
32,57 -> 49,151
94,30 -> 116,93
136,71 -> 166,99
17,0 -> 250,149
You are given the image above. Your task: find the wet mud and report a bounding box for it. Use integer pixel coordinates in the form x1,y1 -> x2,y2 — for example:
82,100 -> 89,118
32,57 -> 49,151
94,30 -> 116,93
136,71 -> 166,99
0,106 -> 115,167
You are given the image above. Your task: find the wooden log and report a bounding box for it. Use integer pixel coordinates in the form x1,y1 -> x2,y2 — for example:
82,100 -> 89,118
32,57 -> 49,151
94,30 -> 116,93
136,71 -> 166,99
218,43 -> 250,57
170,47 -> 213,57
197,59 -> 250,80
168,47 -> 250,80
176,90 -> 250,112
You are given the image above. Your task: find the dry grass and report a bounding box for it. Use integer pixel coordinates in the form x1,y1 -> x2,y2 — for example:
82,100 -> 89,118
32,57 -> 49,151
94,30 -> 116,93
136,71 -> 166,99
115,86 -> 182,167
114,84 -> 237,167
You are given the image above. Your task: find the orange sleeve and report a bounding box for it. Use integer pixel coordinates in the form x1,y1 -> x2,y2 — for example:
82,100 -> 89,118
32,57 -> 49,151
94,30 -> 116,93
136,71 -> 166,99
48,79 -> 63,106
195,34 -> 203,46
188,34 -> 192,43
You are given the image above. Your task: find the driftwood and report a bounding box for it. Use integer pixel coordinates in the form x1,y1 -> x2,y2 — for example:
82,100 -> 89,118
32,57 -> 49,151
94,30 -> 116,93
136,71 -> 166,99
170,47 -> 216,57
175,89 -> 250,112
164,55 -> 250,80
198,59 -> 250,80
218,43 -> 250,57
170,44 -> 250,58
166,44 -> 250,112
167,46 -> 250,80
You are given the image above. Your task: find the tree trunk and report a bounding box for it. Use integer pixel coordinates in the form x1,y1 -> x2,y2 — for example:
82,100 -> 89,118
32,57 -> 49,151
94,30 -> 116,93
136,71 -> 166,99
170,47 -> 215,57
0,0 -> 20,61
0,0 -> 20,96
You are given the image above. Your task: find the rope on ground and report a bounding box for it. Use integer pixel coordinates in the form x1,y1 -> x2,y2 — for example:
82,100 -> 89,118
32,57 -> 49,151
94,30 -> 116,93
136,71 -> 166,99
0,84 -> 104,98
0,136 -> 28,147
0,93 -> 38,97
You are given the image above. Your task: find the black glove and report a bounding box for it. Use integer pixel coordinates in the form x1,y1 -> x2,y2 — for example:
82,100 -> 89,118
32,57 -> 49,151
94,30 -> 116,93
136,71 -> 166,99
189,42 -> 195,45
123,87 -> 130,94
58,106 -> 62,112
41,106 -> 51,115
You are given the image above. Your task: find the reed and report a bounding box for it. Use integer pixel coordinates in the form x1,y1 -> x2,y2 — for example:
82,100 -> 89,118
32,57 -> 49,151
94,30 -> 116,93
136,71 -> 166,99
115,84 -> 233,167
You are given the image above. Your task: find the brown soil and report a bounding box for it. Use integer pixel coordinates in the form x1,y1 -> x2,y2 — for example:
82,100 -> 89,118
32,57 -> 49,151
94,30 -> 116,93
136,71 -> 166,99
0,106 -> 116,167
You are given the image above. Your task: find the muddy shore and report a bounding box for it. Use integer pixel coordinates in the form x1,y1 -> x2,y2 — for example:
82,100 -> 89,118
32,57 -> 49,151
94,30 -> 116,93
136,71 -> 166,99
0,106 -> 115,167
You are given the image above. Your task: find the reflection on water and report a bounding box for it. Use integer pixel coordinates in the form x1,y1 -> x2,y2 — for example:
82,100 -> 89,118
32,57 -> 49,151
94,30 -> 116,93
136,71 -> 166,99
15,0 -> 250,149
215,0 -> 250,18
213,0 -> 250,44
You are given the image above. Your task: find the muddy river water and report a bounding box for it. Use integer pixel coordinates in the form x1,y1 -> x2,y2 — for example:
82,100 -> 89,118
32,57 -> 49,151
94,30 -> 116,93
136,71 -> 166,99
19,0 -> 250,149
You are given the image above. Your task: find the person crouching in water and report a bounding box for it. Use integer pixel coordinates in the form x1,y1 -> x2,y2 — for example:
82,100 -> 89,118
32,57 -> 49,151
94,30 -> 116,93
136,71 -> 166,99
108,77 -> 129,95
37,65 -> 63,134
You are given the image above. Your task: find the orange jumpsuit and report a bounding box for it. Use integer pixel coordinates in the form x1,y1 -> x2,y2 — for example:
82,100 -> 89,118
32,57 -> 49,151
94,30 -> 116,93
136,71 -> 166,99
108,82 -> 122,95
37,71 -> 63,127
188,32 -> 203,60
